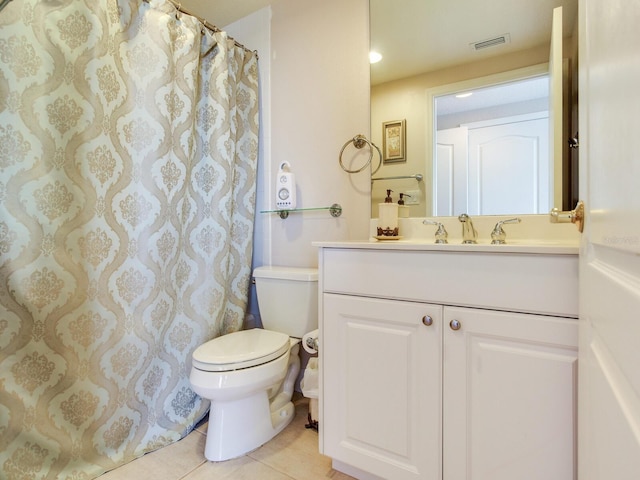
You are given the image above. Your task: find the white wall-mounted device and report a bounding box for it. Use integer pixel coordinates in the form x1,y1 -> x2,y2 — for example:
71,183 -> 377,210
276,161 -> 296,210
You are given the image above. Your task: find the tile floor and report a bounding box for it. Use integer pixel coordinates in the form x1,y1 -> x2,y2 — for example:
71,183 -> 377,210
99,394 -> 355,479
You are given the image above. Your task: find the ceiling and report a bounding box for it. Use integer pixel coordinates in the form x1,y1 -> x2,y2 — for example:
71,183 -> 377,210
177,0 -> 271,29
177,0 -> 578,87
436,75 -> 549,117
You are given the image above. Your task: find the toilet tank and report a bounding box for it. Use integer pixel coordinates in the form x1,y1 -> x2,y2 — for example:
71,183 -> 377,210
253,266 -> 318,338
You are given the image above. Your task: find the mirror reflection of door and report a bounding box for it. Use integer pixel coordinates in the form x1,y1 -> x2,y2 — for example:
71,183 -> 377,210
434,76 -> 551,216
435,127 -> 467,216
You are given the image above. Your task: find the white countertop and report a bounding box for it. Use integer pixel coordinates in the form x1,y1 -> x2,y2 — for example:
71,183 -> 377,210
314,239 -> 579,255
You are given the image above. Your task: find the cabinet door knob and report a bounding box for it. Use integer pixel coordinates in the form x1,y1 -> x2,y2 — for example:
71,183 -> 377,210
422,315 -> 433,326
449,319 -> 461,331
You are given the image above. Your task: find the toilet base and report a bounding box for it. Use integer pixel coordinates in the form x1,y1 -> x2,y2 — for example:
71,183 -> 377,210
204,391 -> 295,461
202,343 -> 301,462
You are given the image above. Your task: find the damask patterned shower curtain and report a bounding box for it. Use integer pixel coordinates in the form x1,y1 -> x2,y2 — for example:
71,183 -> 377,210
0,0 -> 259,478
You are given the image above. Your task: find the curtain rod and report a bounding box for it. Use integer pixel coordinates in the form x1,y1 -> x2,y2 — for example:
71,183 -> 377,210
143,0 -> 258,58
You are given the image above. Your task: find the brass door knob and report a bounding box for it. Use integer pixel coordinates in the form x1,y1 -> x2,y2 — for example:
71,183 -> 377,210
550,200 -> 584,233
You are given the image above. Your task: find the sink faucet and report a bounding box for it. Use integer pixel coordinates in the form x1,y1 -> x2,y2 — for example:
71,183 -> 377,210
490,217 -> 521,244
423,220 -> 448,244
458,214 -> 477,244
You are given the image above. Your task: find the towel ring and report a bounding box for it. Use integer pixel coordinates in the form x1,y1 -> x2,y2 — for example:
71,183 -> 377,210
339,134 -> 382,175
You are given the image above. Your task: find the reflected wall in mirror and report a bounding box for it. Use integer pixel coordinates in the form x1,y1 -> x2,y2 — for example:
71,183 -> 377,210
369,0 -> 579,219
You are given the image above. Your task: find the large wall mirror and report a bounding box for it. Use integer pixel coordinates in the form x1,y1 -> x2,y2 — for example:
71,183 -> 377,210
369,0 -> 579,219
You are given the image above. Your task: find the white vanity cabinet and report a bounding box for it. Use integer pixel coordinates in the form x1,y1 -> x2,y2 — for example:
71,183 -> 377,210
443,307 -> 578,480
323,294 -> 443,480
318,245 -> 578,480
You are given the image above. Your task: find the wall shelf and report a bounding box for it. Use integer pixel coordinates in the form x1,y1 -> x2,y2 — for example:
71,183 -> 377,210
261,203 -> 342,219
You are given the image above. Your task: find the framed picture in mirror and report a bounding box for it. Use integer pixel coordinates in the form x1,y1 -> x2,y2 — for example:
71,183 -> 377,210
382,119 -> 405,163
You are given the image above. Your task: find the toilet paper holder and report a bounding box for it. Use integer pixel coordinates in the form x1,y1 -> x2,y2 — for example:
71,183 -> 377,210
303,329 -> 319,354
305,336 -> 319,352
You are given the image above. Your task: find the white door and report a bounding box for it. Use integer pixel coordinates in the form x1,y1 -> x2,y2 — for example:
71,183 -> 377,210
549,6 -> 564,210
578,0 -> 640,478
436,117 -> 549,217
467,115 -> 550,215
435,127 -> 468,216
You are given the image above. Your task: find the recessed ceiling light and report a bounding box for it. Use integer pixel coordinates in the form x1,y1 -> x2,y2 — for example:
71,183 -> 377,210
369,51 -> 383,64
455,92 -> 473,98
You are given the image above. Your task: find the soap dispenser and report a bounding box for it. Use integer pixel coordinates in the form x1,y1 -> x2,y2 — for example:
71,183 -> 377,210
377,189 -> 399,238
398,193 -> 410,218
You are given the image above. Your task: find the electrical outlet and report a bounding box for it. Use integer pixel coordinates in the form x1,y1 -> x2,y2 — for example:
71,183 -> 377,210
404,189 -> 421,205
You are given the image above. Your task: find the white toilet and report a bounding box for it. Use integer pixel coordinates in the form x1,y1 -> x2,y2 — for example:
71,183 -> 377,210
189,265 -> 318,462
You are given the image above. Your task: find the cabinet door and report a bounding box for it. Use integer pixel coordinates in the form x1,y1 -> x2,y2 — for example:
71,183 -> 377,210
323,294 -> 442,480
443,307 -> 578,480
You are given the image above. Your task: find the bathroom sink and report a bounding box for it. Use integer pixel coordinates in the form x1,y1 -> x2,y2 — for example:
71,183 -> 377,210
362,215 -> 580,254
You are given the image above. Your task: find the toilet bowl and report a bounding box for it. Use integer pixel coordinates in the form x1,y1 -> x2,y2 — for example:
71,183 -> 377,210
190,329 -> 300,461
189,266 -> 318,462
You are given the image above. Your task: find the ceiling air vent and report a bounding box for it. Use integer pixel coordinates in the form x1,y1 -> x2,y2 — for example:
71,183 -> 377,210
470,33 -> 511,51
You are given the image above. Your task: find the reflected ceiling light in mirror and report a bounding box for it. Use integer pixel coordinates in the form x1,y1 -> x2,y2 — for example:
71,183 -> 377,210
369,51 -> 383,64
455,92 -> 473,98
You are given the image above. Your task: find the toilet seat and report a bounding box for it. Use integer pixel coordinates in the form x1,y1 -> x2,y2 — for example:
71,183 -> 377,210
192,329 -> 290,372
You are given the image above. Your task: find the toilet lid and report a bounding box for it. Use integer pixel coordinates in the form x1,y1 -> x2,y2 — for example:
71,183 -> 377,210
192,329 -> 290,372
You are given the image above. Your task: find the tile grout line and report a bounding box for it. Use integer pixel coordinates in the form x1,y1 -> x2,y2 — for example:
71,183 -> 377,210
178,422 -> 208,479
250,457 -> 298,480
177,459 -> 208,480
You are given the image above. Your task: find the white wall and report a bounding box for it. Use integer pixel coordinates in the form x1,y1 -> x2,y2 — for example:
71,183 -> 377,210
229,0 -> 370,269
226,1 -> 371,326
268,0 -> 371,267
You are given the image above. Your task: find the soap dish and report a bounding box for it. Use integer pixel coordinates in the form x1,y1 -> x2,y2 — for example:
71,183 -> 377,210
374,235 -> 403,241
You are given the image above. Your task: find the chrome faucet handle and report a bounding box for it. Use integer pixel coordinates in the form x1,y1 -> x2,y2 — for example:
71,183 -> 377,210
490,217 -> 521,244
457,213 -> 477,244
423,220 -> 448,244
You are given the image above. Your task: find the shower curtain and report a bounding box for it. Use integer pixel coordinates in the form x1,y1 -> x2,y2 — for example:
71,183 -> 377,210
0,0 -> 259,478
